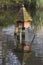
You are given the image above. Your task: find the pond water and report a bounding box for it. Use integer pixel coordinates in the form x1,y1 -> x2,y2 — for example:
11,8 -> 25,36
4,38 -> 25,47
0,25 -> 20,65
2,25 -> 15,36
6,50 -> 21,65
31,26 -> 43,58
0,25 -> 43,65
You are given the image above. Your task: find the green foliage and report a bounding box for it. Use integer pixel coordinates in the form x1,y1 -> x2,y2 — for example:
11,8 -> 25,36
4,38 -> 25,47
0,11 -> 18,26
0,0 -> 43,28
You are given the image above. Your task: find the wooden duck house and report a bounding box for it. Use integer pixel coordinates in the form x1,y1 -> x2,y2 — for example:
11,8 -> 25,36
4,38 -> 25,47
14,5 -> 32,52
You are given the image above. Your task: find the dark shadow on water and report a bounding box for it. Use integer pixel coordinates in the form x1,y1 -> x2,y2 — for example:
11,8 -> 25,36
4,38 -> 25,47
13,49 -> 43,65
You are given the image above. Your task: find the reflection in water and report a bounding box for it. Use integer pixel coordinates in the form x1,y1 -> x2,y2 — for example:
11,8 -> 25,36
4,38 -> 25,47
6,50 -> 21,65
32,26 -> 43,59
2,25 -> 15,36
2,25 -> 21,65
0,25 -> 43,65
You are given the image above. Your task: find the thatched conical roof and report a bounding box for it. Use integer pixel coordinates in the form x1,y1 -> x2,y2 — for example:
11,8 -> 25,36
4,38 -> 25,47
16,5 -> 32,22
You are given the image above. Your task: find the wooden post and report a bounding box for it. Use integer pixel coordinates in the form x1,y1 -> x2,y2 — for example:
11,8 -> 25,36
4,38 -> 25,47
20,31 -> 22,44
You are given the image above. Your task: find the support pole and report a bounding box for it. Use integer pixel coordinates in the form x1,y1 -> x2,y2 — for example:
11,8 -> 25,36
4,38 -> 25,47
20,32 -> 22,44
